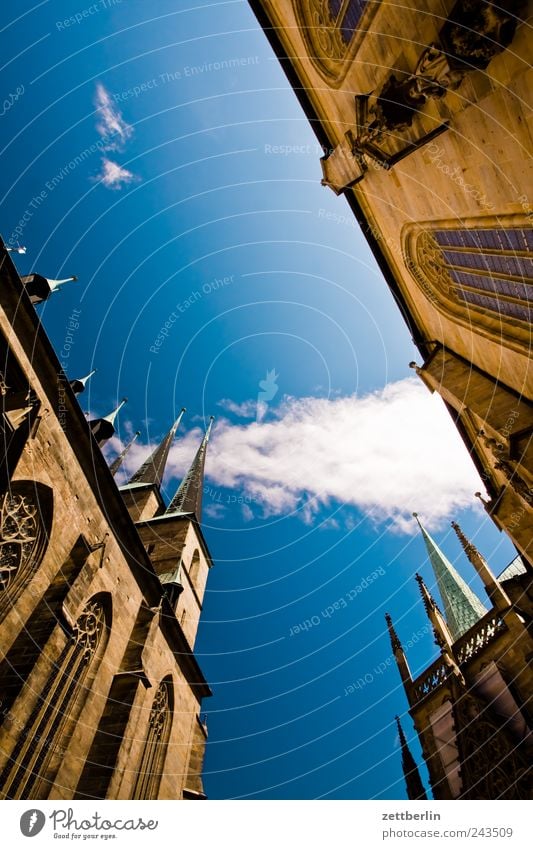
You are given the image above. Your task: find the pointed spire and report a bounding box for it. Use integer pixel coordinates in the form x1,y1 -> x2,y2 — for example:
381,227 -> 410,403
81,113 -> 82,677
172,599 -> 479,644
21,273 -> 77,305
166,416 -> 214,520
385,613 -> 412,694
109,430 -> 141,477
69,368 -> 97,396
88,398 -> 127,447
451,521 -> 511,611
128,408 -> 186,487
395,716 -> 428,800
103,397 -> 127,425
413,513 -> 487,641
415,573 -> 454,651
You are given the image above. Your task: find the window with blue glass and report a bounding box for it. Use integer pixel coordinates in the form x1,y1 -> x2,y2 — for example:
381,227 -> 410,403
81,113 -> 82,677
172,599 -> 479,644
431,228 -> 533,323
328,0 -> 370,44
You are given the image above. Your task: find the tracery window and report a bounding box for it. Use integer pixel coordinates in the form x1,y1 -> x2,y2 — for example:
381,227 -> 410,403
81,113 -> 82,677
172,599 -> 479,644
0,595 -> 109,799
403,221 -> 533,348
132,678 -> 173,799
294,0 -> 376,83
0,481 -> 53,619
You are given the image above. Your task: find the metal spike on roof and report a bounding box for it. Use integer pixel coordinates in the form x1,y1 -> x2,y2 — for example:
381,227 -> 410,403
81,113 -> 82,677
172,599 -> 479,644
109,430 -> 141,477
70,368 -> 97,396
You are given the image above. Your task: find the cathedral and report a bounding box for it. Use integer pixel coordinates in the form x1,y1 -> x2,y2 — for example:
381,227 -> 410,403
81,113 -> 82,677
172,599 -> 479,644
249,0 -> 533,561
388,516 -> 532,799
0,240 -> 212,799
1,0 -> 532,804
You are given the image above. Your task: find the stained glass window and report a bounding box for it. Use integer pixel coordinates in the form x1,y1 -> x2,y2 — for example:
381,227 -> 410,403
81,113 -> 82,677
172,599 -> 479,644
411,226 -> 533,328
432,228 -> 533,324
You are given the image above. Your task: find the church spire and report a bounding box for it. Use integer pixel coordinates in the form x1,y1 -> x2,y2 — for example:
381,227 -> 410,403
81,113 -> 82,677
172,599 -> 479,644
395,715 -> 428,800
166,416 -> 214,520
70,368 -> 97,396
385,613 -> 412,694
89,398 -> 127,447
415,573 -> 454,652
128,408 -> 186,487
109,430 -> 141,477
413,513 -> 487,641
450,521 -> 511,611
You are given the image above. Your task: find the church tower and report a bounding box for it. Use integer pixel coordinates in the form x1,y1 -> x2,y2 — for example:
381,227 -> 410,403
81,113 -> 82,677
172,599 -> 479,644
388,516 -> 533,799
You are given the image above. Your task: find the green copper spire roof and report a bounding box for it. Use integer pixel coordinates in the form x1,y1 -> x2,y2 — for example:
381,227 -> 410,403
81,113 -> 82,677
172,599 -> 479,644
413,513 -> 487,640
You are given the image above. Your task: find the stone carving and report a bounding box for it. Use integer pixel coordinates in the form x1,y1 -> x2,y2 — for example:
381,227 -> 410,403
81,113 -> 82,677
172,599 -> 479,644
441,0 -> 526,70
0,490 -> 39,593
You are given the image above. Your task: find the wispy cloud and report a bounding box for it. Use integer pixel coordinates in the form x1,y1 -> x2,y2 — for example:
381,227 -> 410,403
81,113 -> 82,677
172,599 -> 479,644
109,379 -> 484,533
94,82 -> 133,150
217,398 -> 257,418
96,157 -> 136,190
92,83 -> 138,189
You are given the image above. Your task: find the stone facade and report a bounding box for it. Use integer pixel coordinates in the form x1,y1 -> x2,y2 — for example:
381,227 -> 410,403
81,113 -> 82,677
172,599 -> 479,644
0,242 -> 212,799
249,0 -> 533,559
387,530 -> 533,799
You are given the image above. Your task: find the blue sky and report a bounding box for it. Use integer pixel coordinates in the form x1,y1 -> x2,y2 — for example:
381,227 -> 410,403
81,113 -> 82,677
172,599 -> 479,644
2,0 -> 518,799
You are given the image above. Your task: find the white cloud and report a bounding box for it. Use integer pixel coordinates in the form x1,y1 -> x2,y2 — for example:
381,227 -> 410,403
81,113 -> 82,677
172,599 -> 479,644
96,158 -> 136,190
203,379 -> 483,532
94,82 -> 133,150
108,379 -> 484,532
217,398 -> 257,419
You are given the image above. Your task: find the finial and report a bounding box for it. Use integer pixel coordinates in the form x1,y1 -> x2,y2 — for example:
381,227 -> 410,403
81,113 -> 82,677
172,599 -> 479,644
109,430 -> 141,477
451,520 -> 477,558
103,397 -> 127,425
415,572 -> 436,616
395,714 -> 408,746
69,368 -> 97,396
48,276 -> 78,294
475,491 -> 490,507
205,415 -> 215,440
385,612 -> 402,652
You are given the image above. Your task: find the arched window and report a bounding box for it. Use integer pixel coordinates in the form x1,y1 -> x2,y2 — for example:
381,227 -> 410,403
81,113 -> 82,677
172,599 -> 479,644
294,0 -> 376,83
0,481 -> 53,619
0,594 -> 110,799
132,677 -> 173,799
189,549 -> 201,587
403,221 -> 533,350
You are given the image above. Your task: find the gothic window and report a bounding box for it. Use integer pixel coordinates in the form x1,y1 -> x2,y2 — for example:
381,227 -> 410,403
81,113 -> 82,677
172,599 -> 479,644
0,481 -> 53,619
132,678 -> 173,799
294,1 -> 377,84
403,221 -> 533,349
189,549 -> 201,587
0,595 -> 110,799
